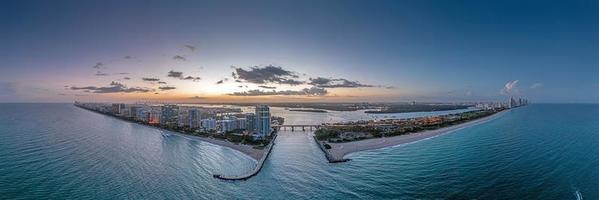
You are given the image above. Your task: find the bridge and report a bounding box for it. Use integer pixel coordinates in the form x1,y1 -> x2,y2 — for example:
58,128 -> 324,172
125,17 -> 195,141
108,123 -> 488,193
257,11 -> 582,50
273,124 -> 322,131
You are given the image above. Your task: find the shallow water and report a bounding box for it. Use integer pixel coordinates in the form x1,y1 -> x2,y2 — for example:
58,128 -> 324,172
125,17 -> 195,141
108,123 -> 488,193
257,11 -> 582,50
1,103 -> 597,199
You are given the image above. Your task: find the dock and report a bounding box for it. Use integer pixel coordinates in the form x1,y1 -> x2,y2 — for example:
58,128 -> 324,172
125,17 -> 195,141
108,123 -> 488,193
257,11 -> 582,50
213,134 -> 277,181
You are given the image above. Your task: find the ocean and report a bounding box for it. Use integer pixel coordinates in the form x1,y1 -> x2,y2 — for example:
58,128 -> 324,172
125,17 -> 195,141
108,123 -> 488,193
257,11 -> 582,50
0,103 -> 597,199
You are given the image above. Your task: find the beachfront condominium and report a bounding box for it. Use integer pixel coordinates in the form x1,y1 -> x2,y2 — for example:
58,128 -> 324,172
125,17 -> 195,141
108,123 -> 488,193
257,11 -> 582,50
161,105 -> 179,126
188,109 -> 201,128
202,118 -> 216,131
255,105 -> 271,138
245,113 -> 256,131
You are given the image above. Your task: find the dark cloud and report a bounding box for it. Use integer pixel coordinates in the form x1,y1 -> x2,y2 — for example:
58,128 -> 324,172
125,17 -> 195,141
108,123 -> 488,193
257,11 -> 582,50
58,93 -> 67,96
229,87 -> 327,96
159,86 -> 177,91
124,56 -> 132,59
184,45 -> 196,52
167,70 -> 184,78
258,85 -> 277,89
92,62 -> 103,69
70,81 -> 151,93
232,65 -> 304,85
142,77 -> 160,82
183,76 -> 201,81
116,72 -> 129,75
95,71 -> 109,76
216,80 -> 224,84
308,77 -> 373,88
158,81 -> 167,84
167,70 -> 201,81
123,77 -> 131,80
173,55 -> 186,61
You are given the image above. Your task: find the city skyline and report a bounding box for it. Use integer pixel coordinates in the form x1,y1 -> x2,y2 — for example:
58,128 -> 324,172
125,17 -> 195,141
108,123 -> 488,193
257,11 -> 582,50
1,0 -> 598,103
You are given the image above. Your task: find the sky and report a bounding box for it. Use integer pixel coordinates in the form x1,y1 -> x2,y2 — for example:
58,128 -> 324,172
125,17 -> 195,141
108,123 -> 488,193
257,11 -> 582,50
1,0 -> 598,103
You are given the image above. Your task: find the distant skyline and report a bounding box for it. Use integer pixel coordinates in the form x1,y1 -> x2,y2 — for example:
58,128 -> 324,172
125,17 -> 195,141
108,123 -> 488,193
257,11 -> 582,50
1,0 -> 598,103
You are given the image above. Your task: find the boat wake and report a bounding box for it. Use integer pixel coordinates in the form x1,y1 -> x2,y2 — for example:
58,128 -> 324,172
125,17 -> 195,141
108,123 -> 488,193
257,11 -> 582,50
574,188 -> 583,200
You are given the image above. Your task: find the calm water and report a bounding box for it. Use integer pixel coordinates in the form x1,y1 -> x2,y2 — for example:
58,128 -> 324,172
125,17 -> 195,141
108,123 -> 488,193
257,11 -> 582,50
1,103 -> 598,199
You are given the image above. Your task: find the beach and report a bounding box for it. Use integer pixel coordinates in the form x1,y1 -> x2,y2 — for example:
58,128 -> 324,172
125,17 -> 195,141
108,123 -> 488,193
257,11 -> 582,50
173,133 -> 265,161
322,110 -> 509,162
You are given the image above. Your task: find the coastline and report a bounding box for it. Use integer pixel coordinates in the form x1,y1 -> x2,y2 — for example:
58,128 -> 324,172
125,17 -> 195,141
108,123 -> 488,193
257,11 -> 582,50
170,132 -> 264,161
322,109 -> 509,162
213,134 -> 277,181
74,104 -> 265,161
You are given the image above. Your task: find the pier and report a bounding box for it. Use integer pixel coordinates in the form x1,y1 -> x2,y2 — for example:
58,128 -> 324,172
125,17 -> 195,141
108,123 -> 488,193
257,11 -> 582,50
213,134 -> 277,181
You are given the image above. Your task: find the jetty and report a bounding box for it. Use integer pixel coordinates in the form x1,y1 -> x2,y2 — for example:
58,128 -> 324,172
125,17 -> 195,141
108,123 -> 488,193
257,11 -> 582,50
313,136 -> 350,163
213,134 -> 277,181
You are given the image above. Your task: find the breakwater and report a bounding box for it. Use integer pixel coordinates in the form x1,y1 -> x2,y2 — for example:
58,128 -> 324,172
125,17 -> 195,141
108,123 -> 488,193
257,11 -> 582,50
313,136 -> 350,163
213,134 -> 277,181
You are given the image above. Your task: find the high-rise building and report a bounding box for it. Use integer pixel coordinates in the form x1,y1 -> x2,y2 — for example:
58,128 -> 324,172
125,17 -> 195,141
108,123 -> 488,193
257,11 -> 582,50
188,109 -> 201,128
161,105 -> 179,126
245,113 -> 256,131
149,110 -> 161,124
177,109 -> 189,128
509,97 -> 517,108
236,118 -> 247,130
201,118 -> 216,131
129,106 -> 141,119
112,103 -> 126,115
255,105 -> 271,138
219,116 -> 238,133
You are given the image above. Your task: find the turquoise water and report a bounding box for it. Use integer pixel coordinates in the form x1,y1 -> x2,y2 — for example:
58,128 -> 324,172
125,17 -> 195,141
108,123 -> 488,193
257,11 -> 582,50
1,104 -> 598,199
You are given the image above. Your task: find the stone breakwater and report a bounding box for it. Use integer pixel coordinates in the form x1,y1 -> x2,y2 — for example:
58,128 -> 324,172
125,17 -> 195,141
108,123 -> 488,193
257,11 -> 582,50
213,134 -> 277,181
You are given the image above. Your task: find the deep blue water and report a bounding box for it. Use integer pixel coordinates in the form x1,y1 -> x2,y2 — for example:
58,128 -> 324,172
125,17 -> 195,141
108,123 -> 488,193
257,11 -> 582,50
1,103 -> 598,199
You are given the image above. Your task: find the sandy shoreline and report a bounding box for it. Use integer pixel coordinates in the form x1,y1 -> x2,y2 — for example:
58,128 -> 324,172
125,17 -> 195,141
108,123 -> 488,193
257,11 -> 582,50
323,109 -> 510,161
170,132 -> 265,161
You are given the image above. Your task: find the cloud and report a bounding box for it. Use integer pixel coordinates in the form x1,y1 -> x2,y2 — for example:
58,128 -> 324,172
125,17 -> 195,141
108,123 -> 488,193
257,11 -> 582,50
190,96 -> 206,99
124,56 -> 132,59
116,72 -> 129,75
70,81 -> 151,93
308,77 -> 373,88
184,45 -> 196,52
167,70 -> 201,81
167,70 -> 184,78
123,77 -> 131,80
173,55 -> 186,61
258,85 -> 276,89
159,86 -> 176,91
142,77 -> 161,82
92,62 -> 103,69
232,65 -> 304,85
229,87 -> 327,96
530,83 -> 543,89
216,80 -> 224,84
158,81 -> 167,84
95,71 -> 109,76
501,80 -> 519,95
183,76 -> 201,81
